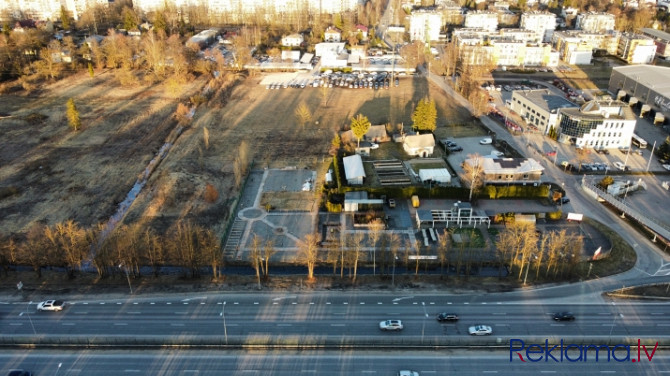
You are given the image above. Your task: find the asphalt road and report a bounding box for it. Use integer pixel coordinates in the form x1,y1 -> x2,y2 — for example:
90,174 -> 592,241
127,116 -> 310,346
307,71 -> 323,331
3,349 -> 670,376
2,293 -> 670,340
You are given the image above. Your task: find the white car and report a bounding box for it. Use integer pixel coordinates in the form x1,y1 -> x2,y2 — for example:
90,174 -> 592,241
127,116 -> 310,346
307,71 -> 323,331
613,161 -> 627,171
491,151 -> 504,158
468,325 -> 493,336
37,300 -> 65,312
479,138 -> 493,145
663,164 -> 670,171
398,371 -> 420,376
379,320 -> 404,331
370,143 -> 379,149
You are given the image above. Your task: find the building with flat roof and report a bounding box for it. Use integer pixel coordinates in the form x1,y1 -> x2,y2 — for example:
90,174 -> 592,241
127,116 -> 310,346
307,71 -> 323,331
608,64 -> 670,118
520,11 -> 556,43
464,158 -> 544,185
575,12 -> 615,33
464,11 -> 498,32
556,100 -> 637,149
343,154 -> 366,185
640,28 -> 670,60
509,89 -> 578,134
409,10 -> 443,42
617,33 -> 657,65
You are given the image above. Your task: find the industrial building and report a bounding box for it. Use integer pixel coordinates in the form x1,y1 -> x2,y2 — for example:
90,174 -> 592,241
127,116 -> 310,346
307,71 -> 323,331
508,89 -> 578,135
608,65 -> 670,122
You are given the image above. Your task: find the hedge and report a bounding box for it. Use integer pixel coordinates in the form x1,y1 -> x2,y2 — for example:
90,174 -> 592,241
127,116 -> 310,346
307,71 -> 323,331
485,185 -> 549,199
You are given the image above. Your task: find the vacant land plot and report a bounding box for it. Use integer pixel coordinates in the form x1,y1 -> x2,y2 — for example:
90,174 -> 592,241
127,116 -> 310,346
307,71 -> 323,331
0,70 -> 475,240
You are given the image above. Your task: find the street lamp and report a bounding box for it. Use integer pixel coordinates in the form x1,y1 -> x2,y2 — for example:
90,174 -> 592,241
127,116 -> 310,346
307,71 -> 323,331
119,263 -> 132,294
392,255 -> 398,286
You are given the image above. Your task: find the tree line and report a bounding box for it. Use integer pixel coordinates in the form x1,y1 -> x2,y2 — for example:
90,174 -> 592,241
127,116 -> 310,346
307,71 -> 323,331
0,220 -> 221,280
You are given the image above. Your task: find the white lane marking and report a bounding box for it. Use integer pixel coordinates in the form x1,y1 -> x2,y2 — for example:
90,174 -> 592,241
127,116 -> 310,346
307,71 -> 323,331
171,323 -> 185,327
127,312 -> 141,314
62,323 -> 75,326
124,370 -> 141,373
492,313 -> 507,315
330,324 -> 346,327
254,302 -> 259,305
10,323 -> 22,326
114,323 -> 128,326
277,324 -> 292,327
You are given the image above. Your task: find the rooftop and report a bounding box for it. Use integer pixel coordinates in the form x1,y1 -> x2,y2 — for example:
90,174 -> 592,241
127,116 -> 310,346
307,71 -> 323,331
514,89 -> 578,114
560,99 -> 636,121
641,28 -> 670,42
612,65 -> 670,100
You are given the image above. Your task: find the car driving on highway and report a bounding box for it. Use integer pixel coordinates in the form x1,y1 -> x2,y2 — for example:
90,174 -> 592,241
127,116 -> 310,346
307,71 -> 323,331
37,300 -> 65,312
468,325 -> 493,335
553,312 -> 575,321
436,313 -> 459,322
379,320 -> 404,331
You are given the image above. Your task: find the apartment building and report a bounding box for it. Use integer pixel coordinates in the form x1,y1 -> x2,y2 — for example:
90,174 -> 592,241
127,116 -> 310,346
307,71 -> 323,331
556,100 -> 637,149
409,9 -> 443,42
455,29 -> 558,67
641,28 -> 670,60
520,11 -> 556,43
552,30 -> 620,64
464,11 -> 498,32
575,12 -> 615,33
617,33 -> 657,64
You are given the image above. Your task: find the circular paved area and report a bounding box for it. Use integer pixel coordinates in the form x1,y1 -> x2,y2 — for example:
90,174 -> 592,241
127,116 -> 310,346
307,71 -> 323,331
239,208 -> 264,220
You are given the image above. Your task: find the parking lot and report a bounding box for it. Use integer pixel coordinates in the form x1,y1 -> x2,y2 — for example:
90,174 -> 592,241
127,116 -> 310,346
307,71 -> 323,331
441,136 -> 510,179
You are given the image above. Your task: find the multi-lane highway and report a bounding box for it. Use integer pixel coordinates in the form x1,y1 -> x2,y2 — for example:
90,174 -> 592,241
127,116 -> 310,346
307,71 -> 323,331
2,293 -> 669,341
3,349 -> 670,375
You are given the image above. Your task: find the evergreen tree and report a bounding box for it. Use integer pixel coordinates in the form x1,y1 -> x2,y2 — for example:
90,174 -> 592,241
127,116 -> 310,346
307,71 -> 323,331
60,6 -> 70,30
88,62 -> 94,78
66,98 -> 81,131
411,97 -> 437,132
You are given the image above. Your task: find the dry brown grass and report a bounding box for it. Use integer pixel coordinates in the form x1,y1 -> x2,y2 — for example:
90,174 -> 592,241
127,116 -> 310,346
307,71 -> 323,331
260,191 -> 316,211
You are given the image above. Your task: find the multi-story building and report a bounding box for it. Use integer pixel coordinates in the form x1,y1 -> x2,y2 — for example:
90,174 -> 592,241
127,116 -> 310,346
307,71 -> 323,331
0,0 -> 111,21
497,28 -> 541,44
552,30 -> 620,64
464,11 -> 498,32
575,12 -> 615,33
617,32 -> 657,64
641,28 -> 670,60
608,65 -> 670,118
556,100 -> 637,149
509,89 -> 578,135
409,9 -> 443,42
437,0 -> 463,25
454,29 -> 558,67
520,11 -> 556,43
281,33 -> 304,47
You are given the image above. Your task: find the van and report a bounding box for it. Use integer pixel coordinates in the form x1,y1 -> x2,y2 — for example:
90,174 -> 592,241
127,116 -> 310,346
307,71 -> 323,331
411,195 -> 420,208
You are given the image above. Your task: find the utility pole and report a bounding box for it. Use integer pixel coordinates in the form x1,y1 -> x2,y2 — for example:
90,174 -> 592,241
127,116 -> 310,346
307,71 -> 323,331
646,140 -> 656,172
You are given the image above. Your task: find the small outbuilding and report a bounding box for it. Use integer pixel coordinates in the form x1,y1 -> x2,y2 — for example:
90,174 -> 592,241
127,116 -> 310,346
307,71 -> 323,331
419,168 -> 451,184
343,154 -> 366,185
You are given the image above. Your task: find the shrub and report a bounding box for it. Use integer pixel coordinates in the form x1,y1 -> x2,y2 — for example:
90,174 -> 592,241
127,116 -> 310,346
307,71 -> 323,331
547,211 -> 562,220
203,184 -> 218,203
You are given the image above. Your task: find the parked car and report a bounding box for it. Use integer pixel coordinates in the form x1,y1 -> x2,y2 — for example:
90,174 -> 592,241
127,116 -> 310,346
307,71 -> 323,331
560,197 -> 570,204
380,320 -> 404,331
37,300 -> 65,312
388,199 -> 396,208
491,151 -> 504,158
370,143 -> 379,149
553,312 -> 575,321
663,164 -> 670,171
448,145 -> 463,152
436,313 -> 459,322
468,325 -> 493,335
479,137 -> 493,145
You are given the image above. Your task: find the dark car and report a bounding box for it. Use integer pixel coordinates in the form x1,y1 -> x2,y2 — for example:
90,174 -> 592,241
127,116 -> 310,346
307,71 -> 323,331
560,197 -> 570,204
436,313 -> 459,322
7,371 -> 32,376
447,145 -> 463,152
553,312 -> 575,321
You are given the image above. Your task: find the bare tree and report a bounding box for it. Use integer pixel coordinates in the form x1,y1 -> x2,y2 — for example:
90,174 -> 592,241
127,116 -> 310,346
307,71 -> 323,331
199,227 -> 222,281
346,232 -> 365,281
233,140 -> 251,188
294,102 -> 312,128
460,153 -> 485,201
263,239 -> 276,277
43,220 -> 90,279
298,233 -> 320,280
250,234 -> 263,288
19,224 -> 48,278
368,218 -> 384,275
437,229 -> 451,275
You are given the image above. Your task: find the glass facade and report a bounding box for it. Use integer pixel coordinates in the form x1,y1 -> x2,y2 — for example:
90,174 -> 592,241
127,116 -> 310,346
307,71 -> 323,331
558,115 -> 603,138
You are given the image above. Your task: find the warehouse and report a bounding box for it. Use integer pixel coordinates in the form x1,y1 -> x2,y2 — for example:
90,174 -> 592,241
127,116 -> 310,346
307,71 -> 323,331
608,65 -> 670,123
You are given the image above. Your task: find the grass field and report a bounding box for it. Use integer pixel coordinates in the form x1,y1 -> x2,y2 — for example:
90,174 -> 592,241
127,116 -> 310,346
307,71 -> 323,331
0,70 -> 476,237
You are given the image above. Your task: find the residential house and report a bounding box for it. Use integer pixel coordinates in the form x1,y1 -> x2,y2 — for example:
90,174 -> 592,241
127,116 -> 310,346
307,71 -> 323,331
403,134 -> 435,158
363,125 -> 390,143
354,24 -> 368,40
343,154 -> 366,185
464,158 -> 545,185
324,26 -> 342,42
281,33 -> 304,47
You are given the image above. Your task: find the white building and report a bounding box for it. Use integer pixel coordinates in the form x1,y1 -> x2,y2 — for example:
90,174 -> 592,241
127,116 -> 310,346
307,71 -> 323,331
0,0 -> 111,21
403,134 -> 435,158
520,11 -> 556,43
343,154 -> 366,185
409,9 -> 443,42
509,89 -> 578,135
575,12 -> 616,33
281,33 -> 304,47
464,11 -> 498,33
617,33 -> 657,65
557,100 -> 637,149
